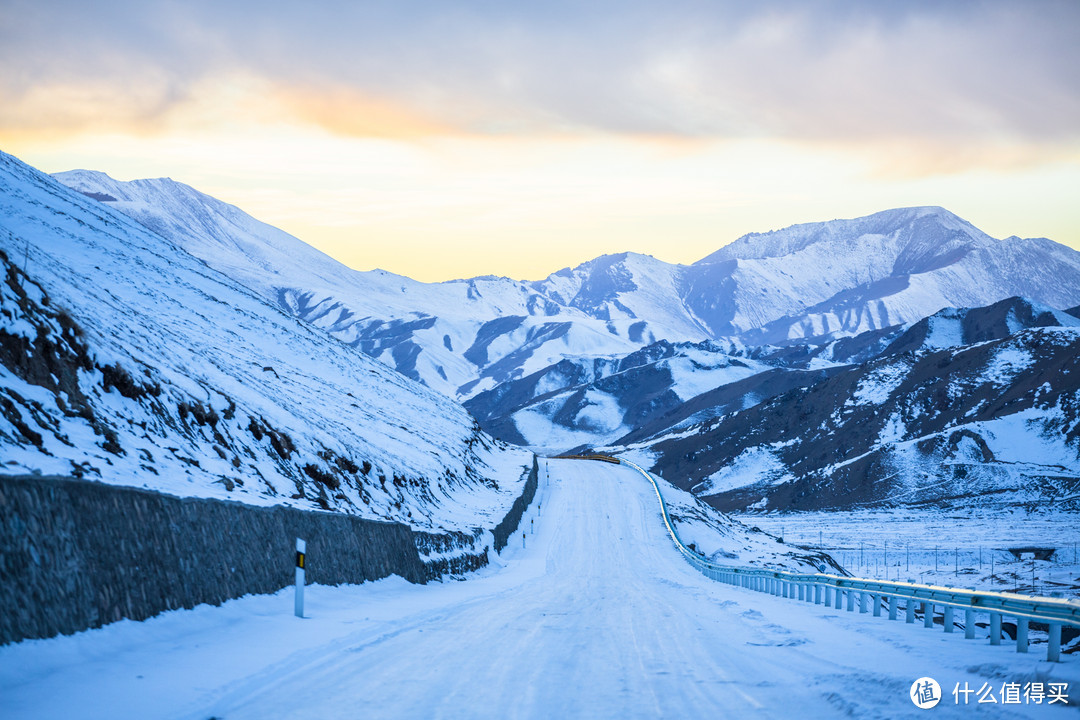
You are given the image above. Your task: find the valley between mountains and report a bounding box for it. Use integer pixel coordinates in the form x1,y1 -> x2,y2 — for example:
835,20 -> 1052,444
44,160 -> 1080,520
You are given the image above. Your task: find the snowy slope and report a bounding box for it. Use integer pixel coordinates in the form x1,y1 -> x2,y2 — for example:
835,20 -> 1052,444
2,459 -> 1072,720
2,152 -> 532,533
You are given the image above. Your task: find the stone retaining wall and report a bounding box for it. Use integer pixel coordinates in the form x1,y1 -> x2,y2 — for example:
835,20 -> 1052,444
0,456 -> 538,644
493,457 -> 539,551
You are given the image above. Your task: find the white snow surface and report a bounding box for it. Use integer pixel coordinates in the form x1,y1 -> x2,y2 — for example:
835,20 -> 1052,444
661,349 -> 766,401
1,151 -> 532,530
695,446 -> 791,496
852,359 -> 910,406
1,459 -> 1075,719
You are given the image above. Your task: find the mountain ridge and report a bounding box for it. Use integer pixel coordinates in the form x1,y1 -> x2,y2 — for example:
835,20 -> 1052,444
52,168 -> 1080,416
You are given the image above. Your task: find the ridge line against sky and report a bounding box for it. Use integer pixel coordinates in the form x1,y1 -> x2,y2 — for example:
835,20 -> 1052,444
2,0 -> 1078,282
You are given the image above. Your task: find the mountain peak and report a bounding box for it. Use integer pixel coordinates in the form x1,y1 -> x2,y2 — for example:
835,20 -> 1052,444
695,206 -> 989,266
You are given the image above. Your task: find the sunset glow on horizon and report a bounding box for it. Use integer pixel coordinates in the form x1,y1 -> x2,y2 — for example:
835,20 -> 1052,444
3,0 -> 1078,282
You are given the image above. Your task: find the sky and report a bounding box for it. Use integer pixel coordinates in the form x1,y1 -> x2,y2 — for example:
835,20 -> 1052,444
2,0 -> 1078,282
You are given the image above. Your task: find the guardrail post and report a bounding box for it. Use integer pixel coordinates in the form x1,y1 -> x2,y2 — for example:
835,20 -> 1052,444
1015,618 -> 1028,653
905,598 -> 915,623
797,584 -> 805,601
815,585 -> 822,604
1048,624 -> 1061,662
943,606 -> 954,632
964,609 -> 975,639
989,613 -> 1001,645
846,590 -> 855,612
923,602 -> 934,628
889,595 -> 898,620
824,586 -> 833,607
860,592 -> 869,613
873,594 -> 882,617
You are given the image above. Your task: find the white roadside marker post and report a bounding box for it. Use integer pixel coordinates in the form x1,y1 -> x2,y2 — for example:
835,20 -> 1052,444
1048,623 -> 1062,662
295,538 -> 306,618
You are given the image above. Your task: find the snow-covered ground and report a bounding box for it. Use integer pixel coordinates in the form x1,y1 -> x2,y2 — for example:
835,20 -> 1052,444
747,511 -> 1080,601
2,459 -> 1075,719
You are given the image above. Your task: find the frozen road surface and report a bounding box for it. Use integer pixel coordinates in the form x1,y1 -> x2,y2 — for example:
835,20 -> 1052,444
1,459 -> 1076,719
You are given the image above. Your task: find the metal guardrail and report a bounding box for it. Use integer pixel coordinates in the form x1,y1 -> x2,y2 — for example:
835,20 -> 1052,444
616,458 -> 1079,663
554,453 -> 621,464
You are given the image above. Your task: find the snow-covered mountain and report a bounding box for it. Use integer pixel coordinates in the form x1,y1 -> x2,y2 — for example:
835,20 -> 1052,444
609,300 -> 1080,513
2,152 -> 532,535
465,340 -> 794,452
692,207 -> 1080,343
51,171 -> 1080,409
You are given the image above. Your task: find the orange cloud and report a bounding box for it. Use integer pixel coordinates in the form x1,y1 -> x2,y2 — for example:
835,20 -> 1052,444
0,74 -> 462,144
269,84 -> 456,139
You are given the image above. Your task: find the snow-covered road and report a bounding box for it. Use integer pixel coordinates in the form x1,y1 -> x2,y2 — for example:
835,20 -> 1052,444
2,459 -> 1076,718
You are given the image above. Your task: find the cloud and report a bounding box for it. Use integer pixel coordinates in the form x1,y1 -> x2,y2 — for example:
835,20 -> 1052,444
2,0 -> 1078,149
